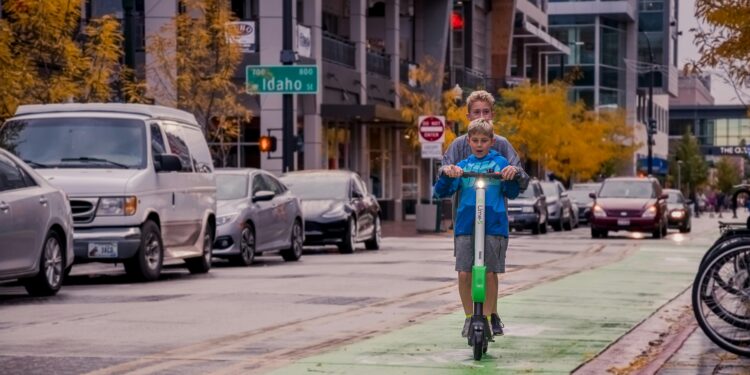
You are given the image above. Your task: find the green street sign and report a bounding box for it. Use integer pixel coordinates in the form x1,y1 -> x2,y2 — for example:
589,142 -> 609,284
246,65 -> 318,94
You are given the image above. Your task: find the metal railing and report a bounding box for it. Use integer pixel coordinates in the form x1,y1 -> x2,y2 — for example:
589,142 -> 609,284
366,49 -> 391,77
322,32 -> 355,68
452,66 -> 487,90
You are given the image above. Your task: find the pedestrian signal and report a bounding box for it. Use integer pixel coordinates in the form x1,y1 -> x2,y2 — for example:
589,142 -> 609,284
259,136 -> 277,152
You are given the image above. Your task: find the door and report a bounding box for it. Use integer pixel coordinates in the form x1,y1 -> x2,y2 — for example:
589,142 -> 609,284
250,173 -> 276,252
0,153 -> 48,274
160,123 -> 197,248
262,174 -> 294,249
351,176 -> 372,240
179,124 -> 216,252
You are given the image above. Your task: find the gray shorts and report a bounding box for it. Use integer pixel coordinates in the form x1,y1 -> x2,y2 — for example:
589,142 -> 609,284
454,235 -> 508,273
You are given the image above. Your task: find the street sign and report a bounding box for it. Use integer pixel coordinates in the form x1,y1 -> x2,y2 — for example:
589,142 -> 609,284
418,115 -> 445,143
421,142 -> 443,159
246,65 -> 318,94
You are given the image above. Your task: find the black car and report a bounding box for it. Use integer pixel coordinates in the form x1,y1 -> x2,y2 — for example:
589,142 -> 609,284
508,179 -> 548,234
280,170 -> 381,253
568,189 -> 596,225
664,189 -> 691,233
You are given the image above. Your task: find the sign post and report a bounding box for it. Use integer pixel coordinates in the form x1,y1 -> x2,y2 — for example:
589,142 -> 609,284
418,116 -> 445,206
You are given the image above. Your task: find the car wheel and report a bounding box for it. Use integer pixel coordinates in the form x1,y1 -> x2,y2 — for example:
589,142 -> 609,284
23,230 -> 64,296
365,216 -> 381,250
338,217 -> 357,254
563,210 -> 573,231
652,223 -> 663,239
186,226 -> 213,274
281,219 -> 304,261
234,225 -> 255,266
662,220 -> 668,236
681,219 -> 692,233
124,220 -> 163,281
531,220 -> 540,235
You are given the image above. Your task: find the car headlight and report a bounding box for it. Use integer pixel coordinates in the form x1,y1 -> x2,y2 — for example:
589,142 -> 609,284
670,210 -> 685,219
642,205 -> 657,218
217,213 -> 239,226
97,197 -> 137,216
592,204 -> 606,218
522,206 -> 534,213
322,209 -> 347,219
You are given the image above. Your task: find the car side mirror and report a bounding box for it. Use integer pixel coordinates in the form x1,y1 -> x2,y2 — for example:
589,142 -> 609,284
589,192 -> 596,199
561,191 -> 568,198
352,191 -> 363,199
154,154 -> 182,172
252,190 -> 275,202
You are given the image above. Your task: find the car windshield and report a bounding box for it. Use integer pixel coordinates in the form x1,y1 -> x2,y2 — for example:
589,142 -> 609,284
216,174 -> 248,200
568,190 -> 593,203
540,182 -> 558,198
0,117 -> 146,169
667,192 -> 684,203
517,186 -> 537,199
599,181 -> 655,198
280,175 -> 349,200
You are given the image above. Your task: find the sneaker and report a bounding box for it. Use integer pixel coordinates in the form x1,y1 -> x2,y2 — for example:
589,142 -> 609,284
461,317 -> 471,337
491,313 -> 505,336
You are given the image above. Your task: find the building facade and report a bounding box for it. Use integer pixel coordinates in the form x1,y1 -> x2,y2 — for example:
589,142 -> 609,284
547,0 -> 678,176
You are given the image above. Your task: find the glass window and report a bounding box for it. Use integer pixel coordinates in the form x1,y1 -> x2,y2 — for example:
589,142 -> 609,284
216,174 -> 248,200
600,26 -> 624,67
150,124 -> 166,156
252,174 -> 271,194
600,67 -> 623,89
639,12 -> 664,32
262,174 -> 285,194
162,124 -> 193,172
0,153 -> 27,192
180,126 -> 213,173
0,118 -> 146,169
280,174 -> 350,200
599,180 -> 655,198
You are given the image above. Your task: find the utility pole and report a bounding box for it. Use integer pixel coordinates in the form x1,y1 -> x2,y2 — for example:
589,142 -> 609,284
122,0 -> 136,70
281,0 -> 295,172
642,30 -> 656,176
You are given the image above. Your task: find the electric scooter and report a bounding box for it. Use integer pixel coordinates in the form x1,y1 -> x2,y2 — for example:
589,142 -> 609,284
461,171 -> 502,360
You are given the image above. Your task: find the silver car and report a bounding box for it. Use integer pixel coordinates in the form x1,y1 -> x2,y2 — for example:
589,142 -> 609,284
0,148 -> 74,296
213,169 -> 304,265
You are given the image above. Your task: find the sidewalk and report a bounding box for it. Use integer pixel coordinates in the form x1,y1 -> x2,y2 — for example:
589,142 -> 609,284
266,242 -> 706,374
382,219 -> 452,238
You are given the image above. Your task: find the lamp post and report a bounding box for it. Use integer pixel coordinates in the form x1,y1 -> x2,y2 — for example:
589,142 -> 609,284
677,160 -> 683,192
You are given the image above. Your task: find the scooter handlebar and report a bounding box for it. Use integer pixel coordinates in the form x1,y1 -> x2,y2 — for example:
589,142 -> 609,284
460,171 -> 503,179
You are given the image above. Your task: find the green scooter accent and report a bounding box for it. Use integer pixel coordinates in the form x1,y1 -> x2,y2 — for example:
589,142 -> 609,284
471,265 -> 486,302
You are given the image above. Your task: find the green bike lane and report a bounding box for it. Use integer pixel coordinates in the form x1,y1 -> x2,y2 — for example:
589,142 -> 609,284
267,243 -> 704,374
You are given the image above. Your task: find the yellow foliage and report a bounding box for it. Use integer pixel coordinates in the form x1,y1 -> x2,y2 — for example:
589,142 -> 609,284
0,0 -> 123,120
399,57 -> 464,151
497,81 -> 638,181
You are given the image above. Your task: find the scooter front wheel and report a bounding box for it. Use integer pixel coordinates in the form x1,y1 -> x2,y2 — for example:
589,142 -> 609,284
472,331 -> 484,360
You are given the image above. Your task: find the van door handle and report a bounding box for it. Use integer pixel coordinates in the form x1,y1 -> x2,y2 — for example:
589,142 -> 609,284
0,202 -> 9,213
39,197 -> 48,206
172,192 -> 176,206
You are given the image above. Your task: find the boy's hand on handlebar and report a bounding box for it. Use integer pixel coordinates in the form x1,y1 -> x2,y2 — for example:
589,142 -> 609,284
500,166 -> 518,180
444,165 -> 464,178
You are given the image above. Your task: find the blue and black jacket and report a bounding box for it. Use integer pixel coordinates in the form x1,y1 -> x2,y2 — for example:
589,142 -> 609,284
433,150 -> 520,237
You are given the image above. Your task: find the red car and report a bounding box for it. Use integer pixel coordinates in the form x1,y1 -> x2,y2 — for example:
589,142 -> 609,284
589,177 -> 669,239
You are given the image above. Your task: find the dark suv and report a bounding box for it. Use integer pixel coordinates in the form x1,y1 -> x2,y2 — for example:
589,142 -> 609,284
508,179 -> 548,234
589,177 -> 668,239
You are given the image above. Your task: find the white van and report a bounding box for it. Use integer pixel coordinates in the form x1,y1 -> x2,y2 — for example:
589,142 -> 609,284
0,103 -> 217,281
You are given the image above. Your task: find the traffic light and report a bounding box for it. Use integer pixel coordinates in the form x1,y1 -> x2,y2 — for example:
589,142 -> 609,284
648,119 -> 657,135
259,136 -> 277,152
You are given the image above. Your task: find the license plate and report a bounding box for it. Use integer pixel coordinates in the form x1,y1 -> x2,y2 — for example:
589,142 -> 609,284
617,219 -> 630,226
88,242 -> 118,258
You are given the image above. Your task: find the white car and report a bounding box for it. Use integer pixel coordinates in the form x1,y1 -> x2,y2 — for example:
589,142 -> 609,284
0,148 -> 74,295
0,103 -> 217,281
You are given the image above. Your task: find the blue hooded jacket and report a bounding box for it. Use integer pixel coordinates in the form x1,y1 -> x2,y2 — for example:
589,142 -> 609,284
433,150 -> 520,237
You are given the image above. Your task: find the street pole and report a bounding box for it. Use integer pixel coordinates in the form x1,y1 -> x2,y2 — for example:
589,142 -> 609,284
643,31 -> 655,176
281,0 -> 295,172
123,0 -> 136,70
677,161 -> 682,192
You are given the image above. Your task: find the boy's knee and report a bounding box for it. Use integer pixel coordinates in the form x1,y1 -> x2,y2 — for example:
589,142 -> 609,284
458,271 -> 471,281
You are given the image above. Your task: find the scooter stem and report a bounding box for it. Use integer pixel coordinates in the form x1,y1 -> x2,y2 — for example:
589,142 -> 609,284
472,180 -> 486,303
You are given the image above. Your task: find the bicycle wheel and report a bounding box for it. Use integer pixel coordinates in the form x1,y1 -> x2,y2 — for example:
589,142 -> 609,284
693,244 -> 750,357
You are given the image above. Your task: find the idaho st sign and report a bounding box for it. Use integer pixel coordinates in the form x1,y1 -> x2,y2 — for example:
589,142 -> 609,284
246,65 -> 318,94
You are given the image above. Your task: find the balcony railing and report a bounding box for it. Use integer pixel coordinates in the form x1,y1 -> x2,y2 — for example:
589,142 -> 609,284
452,66 -> 487,90
366,49 -> 391,78
322,32 -> 355,68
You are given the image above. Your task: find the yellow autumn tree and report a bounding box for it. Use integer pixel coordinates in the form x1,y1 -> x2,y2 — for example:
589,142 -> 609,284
0,0 -> 123,120
497,81 -> 637,181
134,0 -> 251,166
399,57 -> 463,149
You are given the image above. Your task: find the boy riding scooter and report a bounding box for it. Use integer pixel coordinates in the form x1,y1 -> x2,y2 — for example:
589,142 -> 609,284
434,119 -> 520,352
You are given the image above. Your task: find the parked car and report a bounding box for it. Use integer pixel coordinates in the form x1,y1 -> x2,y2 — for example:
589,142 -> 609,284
571,182 -> 602,192
664,189 -> 691,233
213,169 -> 304,265
568,189 -> 596,225
540,180 -> 576,231
0,103 -> 217,281
589,177 -> 668,239
280,170 -> 381,253
0,148 -> 74,296
508,179 -> 548,234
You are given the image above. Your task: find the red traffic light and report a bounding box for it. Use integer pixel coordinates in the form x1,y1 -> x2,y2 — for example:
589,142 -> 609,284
259,136 -> 277,152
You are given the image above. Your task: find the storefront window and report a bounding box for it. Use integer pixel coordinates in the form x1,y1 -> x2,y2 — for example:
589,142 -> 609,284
369,126 -> 387,198
326,125 -> 351,170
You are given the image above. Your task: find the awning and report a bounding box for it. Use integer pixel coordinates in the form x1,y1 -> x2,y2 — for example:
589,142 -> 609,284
513,20 -> 571,55
320,104 -> 406,123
